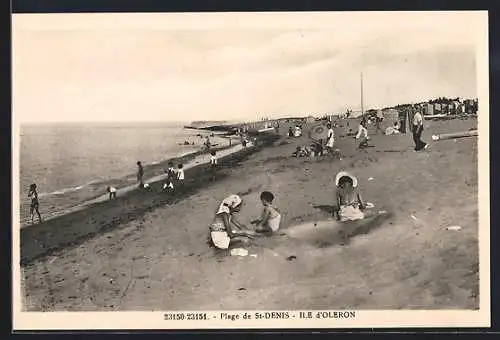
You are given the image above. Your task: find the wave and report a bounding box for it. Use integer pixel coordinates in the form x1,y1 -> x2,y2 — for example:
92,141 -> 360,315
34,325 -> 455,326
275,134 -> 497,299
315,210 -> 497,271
38,180 -> 99,198
33,148 -> 203,200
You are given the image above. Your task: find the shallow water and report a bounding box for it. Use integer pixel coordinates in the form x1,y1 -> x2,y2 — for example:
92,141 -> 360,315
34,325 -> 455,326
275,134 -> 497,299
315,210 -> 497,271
19,122 -> 227,222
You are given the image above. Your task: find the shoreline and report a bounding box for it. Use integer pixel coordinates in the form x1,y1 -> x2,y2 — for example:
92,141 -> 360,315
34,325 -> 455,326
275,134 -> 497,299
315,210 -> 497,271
20,133 -> 280,265
19,135 -> 238,227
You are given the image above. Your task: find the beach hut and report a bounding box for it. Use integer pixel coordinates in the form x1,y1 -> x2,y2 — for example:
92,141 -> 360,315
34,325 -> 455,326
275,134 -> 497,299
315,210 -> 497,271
380,108 -> 399,131
381,108 -> 399,122
422,103 -> 434,116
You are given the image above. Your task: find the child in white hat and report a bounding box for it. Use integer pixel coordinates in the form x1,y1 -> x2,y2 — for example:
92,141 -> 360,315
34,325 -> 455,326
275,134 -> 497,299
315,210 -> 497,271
335,171 -> 366,222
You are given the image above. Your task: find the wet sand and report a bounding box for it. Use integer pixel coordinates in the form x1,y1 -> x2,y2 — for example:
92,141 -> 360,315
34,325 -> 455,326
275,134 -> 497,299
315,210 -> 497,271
19,140 -> 248,228
20,118 -> 479,311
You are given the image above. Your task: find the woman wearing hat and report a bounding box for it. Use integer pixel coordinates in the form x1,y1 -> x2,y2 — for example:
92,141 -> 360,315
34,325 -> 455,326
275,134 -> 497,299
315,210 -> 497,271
334,171 -> 366,222
208,194 -> 255,249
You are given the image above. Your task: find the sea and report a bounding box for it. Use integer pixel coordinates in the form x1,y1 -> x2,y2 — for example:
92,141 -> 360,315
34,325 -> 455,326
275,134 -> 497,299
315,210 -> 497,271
19,122 -> 221,223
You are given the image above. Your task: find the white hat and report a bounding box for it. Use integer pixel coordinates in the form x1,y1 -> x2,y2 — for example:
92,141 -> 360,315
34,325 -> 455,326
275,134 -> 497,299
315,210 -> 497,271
335,171 -> 358,188
216,194 -> 243,214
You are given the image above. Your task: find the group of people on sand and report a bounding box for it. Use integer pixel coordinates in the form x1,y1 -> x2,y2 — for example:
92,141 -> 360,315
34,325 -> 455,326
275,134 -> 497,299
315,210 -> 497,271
288,125 -> 303,138
345,109 -> 429,152
134,160 -> 186,194
105,159 -> 189,200
28,149 -> 219,225
293,120 -> 370,158
208,191 -> 282,250
208,170 -> 367,251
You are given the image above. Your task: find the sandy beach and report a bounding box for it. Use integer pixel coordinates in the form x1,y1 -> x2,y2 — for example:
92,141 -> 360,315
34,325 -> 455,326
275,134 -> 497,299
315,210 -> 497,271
20,118 -> 478,311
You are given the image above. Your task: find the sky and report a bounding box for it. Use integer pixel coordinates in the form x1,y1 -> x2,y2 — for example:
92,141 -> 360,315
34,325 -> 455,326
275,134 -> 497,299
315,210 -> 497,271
12,12 -> 487,123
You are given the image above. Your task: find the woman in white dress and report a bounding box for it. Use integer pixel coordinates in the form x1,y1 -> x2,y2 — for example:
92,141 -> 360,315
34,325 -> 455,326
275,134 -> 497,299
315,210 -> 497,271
326,123 -> 335,153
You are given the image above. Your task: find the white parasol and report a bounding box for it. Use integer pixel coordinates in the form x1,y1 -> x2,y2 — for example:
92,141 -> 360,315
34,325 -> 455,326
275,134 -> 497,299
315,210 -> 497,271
309,124 -> 329,141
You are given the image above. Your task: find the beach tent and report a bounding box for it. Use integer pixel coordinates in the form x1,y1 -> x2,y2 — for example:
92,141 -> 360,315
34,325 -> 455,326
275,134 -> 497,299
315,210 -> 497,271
422,103 -> 434,116
379,108 -> 400,131
379,109 -> 398,124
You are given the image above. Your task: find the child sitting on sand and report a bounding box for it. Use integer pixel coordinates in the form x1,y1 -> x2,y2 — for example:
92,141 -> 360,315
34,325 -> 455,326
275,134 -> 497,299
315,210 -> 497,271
253,191 -> 281,233
106,186 -> 117,200
208,194 -> 255,249
162,179 -> 174,192
335,171 -> 366,222
356,118 -> 369,149
311,139 -> 324,157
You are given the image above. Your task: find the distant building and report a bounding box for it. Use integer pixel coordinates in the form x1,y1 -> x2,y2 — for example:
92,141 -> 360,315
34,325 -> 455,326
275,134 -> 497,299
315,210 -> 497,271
381,108 -> 399,121
463,99 -> 474,114
304,116 -> 316,123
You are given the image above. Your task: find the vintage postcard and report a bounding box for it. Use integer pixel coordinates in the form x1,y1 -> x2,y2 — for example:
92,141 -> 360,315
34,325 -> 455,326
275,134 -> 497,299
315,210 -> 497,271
12,11 -> 490,330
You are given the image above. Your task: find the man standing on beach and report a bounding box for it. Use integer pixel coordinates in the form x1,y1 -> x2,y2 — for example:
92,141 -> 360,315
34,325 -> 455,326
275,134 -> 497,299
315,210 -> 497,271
137,161 -> 144,187
210,151 -> 218,182
411,110 -> 428,152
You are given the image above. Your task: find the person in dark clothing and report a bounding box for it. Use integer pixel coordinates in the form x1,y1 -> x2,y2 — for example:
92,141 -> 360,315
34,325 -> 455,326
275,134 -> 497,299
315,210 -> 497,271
411,111 -> 428,151
28,183 -> 42,224
137,161 -> 144,187
106,186 -> 117,200
399,109 -> 407,134
166,162 -> 176,181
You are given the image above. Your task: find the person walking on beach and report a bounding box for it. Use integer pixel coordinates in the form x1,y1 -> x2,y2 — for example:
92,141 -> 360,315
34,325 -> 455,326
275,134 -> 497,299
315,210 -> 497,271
253,191 -> 281,233
326,123 -> 335,154
210,151 -> 218,181
208,194 -> 255,250
334,171 -> 366,222
204,136 -> 211,151
166,162 -> 175,180
411,110 -> 428,152
106,186 -> 117,200
176,164 -> 185,190
28,183 -> 42,224
136,161 -> 144,188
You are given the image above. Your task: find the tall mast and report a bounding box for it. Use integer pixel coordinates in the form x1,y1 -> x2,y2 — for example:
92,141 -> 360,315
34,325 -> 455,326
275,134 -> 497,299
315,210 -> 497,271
360,72 -> 364,117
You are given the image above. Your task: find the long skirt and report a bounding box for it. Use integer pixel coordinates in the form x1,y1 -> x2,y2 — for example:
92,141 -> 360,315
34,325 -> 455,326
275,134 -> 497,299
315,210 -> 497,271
339,205 -> 365,222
